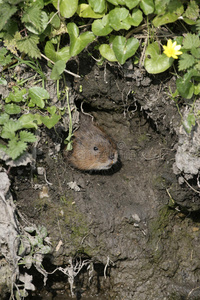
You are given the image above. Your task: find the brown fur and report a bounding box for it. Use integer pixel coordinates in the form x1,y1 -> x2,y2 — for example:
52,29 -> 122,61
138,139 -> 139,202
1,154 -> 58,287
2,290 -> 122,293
68,114 -> 118,171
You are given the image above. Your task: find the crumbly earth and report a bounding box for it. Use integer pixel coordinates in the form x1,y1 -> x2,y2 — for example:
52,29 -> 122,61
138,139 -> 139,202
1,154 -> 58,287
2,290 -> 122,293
1,54 -> 200,300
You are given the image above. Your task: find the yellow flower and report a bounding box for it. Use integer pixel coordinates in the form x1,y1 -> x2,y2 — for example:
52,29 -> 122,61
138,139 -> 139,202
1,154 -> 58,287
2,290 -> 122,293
163,39 -> 182,59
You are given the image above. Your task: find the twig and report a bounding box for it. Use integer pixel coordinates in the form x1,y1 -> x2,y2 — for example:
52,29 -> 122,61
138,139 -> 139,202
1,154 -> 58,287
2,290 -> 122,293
183,177 -> 200,195
40,54 -> 80,78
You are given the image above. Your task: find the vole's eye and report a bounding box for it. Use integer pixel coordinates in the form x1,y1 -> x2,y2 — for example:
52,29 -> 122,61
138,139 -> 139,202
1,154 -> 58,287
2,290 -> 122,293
93,146 -> 98,151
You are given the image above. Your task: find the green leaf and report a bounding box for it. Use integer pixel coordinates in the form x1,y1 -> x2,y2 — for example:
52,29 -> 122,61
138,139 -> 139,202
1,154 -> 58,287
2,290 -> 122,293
5,87 -> 27,103
131,9 -> 143,26
194,83 -> 200,95
19,131 -> 37,143
67,23 -> 95,57
182,113 -> 196,134
154,0 -> 170,14
25,11 -> 49,34
152,0 -> 184,27
92,15 -> 113,36
47,106 -> 57,115
88,0 -> 106,13
99,44 -> 117,61
17,34 -> 41,59
0,113 -> 9,125
44,41 -> 70,63
184,0 -> 199,21
4,103 -> 21,115
19,113 -> 42,129
22,5 -> 42,31
0,3 -> 17,31
49,12 -> 60,29
50,60 -> 66,80
39,245 -> 51,254
183,33 -> 200,49
29,87 -> 49,109
140,0 -> 154,15
144,42 -> 174,74
107,0 -> 119,4
112,36 -> 139,64
52,0 -> 78,18
1,120 -> 22,139
41,114 -> 61,129
109,8 -> 131,31
191,47 -> 200,59
176,70 -> 198,99
0,48 -> 12,67
125,0 -> 140,10
0,78 -> 7,85
178,53 -> 195,71
7,138 -> 27,160
77,4 -> 105,18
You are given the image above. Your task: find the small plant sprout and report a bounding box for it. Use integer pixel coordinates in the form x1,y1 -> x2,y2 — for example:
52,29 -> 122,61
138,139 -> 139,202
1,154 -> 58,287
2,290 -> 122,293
163,39 -> 182,59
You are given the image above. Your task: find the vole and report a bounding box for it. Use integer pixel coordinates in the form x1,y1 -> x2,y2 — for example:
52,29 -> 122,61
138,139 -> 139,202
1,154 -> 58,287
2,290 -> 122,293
67,113 -> 118,171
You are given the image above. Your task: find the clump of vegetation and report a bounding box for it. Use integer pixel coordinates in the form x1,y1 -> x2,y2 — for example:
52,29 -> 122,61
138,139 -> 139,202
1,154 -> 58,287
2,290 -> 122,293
0,0 -> 199,161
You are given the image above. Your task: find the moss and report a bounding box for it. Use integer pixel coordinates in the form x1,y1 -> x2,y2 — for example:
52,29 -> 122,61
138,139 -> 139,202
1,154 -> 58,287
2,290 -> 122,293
137,134 -> 150,144
148,205 -> 174,262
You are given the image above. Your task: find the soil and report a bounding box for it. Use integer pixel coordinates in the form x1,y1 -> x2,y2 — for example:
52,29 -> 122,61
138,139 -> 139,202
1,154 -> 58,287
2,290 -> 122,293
1,53 -> 200,300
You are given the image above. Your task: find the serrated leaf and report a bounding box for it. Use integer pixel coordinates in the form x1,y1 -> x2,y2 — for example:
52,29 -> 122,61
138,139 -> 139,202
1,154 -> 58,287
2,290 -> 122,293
7,138 -> 27,160
112,36 -> 139,64
19,131 -> 37,143
44,41 -> 70,63
0,48 -> 12,67
25,11 -> 48,35
22,5 -> 42,31
0,3 -> 17,31
178,53 -> 195,71
17,34 -> 41,59
0,113 -> 9,125
92,15 -> 113,36
1,120 -> 22,139
191,47 -> 200,59
41,114 -> 61,129
4,103 -> 21,115
29,87 -> 49,109
50,60 -> 66,80
5,87 -> 27,103
67,23 -> 95,57
99,44 -> 117,61
88,0 -> 106,13
184,0 -> 199,21
183,33 -> 200,49
4,32 -> 21,56
144,42 -> 174,74
52,0 -> 78,18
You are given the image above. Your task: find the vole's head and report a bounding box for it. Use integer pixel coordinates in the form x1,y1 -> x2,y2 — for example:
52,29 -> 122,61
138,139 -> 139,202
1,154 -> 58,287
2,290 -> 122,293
68,114 -> 118,171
